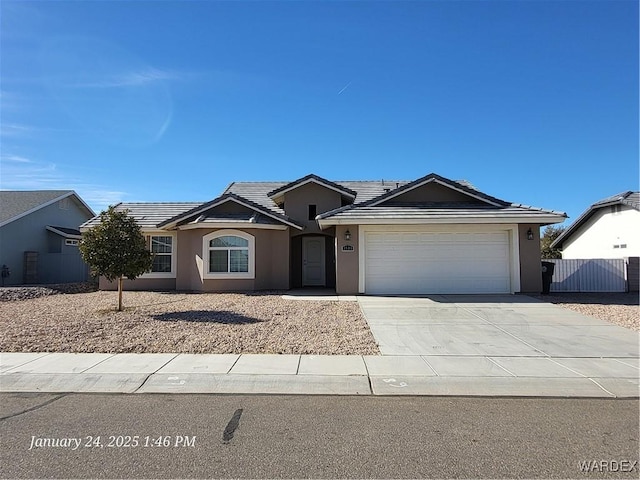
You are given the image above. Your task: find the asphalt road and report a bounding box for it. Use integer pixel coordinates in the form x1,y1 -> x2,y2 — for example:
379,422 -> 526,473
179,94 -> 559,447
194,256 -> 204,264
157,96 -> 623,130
1,393 -> 638,479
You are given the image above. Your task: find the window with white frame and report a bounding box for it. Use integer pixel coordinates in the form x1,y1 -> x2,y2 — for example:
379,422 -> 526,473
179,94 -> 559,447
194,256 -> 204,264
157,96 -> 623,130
148,235 -> 174,274
65,239 -> 79,246
203,230 -> 255,279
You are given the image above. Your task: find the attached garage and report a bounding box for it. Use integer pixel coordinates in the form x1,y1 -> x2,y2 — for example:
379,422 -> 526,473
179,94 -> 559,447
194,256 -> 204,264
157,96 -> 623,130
361,227 -> 517,294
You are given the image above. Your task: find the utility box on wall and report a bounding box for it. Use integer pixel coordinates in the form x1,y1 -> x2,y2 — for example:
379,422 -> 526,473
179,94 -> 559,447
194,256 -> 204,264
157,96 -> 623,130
23,251 -> 38,284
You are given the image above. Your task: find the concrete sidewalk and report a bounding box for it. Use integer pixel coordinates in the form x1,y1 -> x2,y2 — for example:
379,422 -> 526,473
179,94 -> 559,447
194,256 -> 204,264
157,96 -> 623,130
1,352 -> 638,397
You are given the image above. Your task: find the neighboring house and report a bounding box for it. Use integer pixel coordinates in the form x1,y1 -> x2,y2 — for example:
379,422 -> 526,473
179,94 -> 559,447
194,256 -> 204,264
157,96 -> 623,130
551,191 -> 640,259
0,190 -> 95,285
81,173 -> 566,295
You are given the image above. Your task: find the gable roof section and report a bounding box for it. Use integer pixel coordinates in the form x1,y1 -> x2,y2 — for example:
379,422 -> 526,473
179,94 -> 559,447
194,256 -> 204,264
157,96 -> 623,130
157,193 -> 304,230
317,173 -> 566,226
224,182 -> 288,214
225,179 -> 411,207
551,191 -> 639,249
266,174 -> 357,202
365,173 -> 509,208
0,190 -> 95,227
80,202 -> 203,230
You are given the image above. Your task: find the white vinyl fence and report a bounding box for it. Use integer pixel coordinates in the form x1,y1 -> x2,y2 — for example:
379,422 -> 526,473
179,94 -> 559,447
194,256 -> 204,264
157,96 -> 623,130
548,259 -> 627,292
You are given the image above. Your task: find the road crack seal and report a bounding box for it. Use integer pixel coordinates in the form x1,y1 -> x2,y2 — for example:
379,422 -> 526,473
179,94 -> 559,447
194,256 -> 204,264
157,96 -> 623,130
222,408 -> 243,444
0,394 -> 68,422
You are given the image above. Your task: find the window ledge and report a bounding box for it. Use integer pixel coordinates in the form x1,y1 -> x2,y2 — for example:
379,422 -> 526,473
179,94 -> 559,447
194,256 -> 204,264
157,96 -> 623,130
140,272 -> 176,279
203,272 -> 254,280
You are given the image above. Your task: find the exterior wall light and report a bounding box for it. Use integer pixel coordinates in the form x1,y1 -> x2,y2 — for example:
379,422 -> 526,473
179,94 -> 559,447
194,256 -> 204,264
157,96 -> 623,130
527,228 -> 534,241
344,229 -> 351,241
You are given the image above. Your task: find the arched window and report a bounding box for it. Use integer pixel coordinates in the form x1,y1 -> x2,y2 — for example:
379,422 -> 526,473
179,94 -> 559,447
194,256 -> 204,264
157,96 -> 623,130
202,230 -> 255,279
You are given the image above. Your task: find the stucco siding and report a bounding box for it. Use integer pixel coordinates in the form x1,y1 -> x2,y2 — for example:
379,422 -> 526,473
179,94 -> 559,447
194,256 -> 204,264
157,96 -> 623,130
562,207 -> 640,259
174,228 -> 289,292
283,183 -> 342,235
335,225 -> 359,294
0,199 -> 92,285
518,224 -> 542,293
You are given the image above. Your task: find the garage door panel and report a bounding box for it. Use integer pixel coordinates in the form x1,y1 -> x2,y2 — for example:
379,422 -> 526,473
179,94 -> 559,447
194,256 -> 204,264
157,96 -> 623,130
364,230 -> 512,294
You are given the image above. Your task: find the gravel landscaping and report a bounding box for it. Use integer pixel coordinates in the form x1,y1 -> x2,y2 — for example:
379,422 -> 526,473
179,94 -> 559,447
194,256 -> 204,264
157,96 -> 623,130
532,292 -> 639,331
1,286 -> 636,354
0,290 -> 379,355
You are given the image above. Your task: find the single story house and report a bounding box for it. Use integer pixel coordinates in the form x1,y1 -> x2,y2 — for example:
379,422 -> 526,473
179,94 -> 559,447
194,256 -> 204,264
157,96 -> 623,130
0,190 -> 95,285
551,191 -> 639,259
81,173 -> 566,295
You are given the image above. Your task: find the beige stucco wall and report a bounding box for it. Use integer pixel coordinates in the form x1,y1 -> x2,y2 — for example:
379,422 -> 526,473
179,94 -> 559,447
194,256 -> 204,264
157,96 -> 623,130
335,225 -> 359,294
518,224 -> 542,293
283,183 -> 342,235
175,227 -> 290,292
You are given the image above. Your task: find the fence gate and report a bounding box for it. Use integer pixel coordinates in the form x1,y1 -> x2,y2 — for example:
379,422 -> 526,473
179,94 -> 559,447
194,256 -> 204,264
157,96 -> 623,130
549,258 -> 627,293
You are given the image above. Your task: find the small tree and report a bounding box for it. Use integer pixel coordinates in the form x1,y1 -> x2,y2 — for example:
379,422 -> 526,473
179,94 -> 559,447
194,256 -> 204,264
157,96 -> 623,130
540,225 -> 566,259
80,206 -> 153,311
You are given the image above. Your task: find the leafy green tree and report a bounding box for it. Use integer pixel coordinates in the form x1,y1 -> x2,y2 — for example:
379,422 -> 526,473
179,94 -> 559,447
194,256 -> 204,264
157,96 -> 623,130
540,225 -> 566,259
80,206 -> 153,311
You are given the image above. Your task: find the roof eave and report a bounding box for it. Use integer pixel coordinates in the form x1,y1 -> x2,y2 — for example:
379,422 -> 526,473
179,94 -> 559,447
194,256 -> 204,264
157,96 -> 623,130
45,226 -> 83,239
158,194 -> 304,231
319,214 -> 566,228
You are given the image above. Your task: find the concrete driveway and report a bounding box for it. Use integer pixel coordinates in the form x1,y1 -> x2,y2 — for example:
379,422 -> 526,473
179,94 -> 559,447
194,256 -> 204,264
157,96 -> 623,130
358,295 -> 640,379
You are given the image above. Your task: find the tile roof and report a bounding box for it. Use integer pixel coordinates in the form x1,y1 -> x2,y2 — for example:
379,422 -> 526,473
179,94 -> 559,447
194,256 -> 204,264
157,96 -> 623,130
156,193 -> 304,230
317,205 -> 566,225
317,174 -> 566,225
197,213 -> 283,226
222,183 -> 287,214
592,191 -> 640,211
224,180 -> 412,209
551,191 -> 639,249
357,173 -> 510,208
0,190 -> 74,225
80,202 -> 203,230
266,174 -> 358,199
80,174 -> 567,230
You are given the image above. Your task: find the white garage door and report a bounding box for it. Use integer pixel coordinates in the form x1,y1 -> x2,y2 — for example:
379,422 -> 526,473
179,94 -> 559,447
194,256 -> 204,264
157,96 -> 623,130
364,231 -> 512,294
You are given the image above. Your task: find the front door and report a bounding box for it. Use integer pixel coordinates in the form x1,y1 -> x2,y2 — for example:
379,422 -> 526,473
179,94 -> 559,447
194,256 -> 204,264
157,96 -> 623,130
302,236 -> 325,286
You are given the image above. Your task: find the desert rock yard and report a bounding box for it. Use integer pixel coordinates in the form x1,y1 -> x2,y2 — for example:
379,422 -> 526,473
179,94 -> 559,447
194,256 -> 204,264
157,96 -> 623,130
0,287 -> 638,354
531,292 -> 639,331
0,289 -> 379,355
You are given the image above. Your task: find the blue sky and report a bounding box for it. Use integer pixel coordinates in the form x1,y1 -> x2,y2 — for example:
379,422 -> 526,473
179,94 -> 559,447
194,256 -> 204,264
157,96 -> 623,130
1,0 -> 637,226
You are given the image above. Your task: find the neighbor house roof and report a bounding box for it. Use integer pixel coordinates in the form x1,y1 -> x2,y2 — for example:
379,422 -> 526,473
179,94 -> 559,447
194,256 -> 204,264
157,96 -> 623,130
551,191 -> 639,249
0,190 -> 95,227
